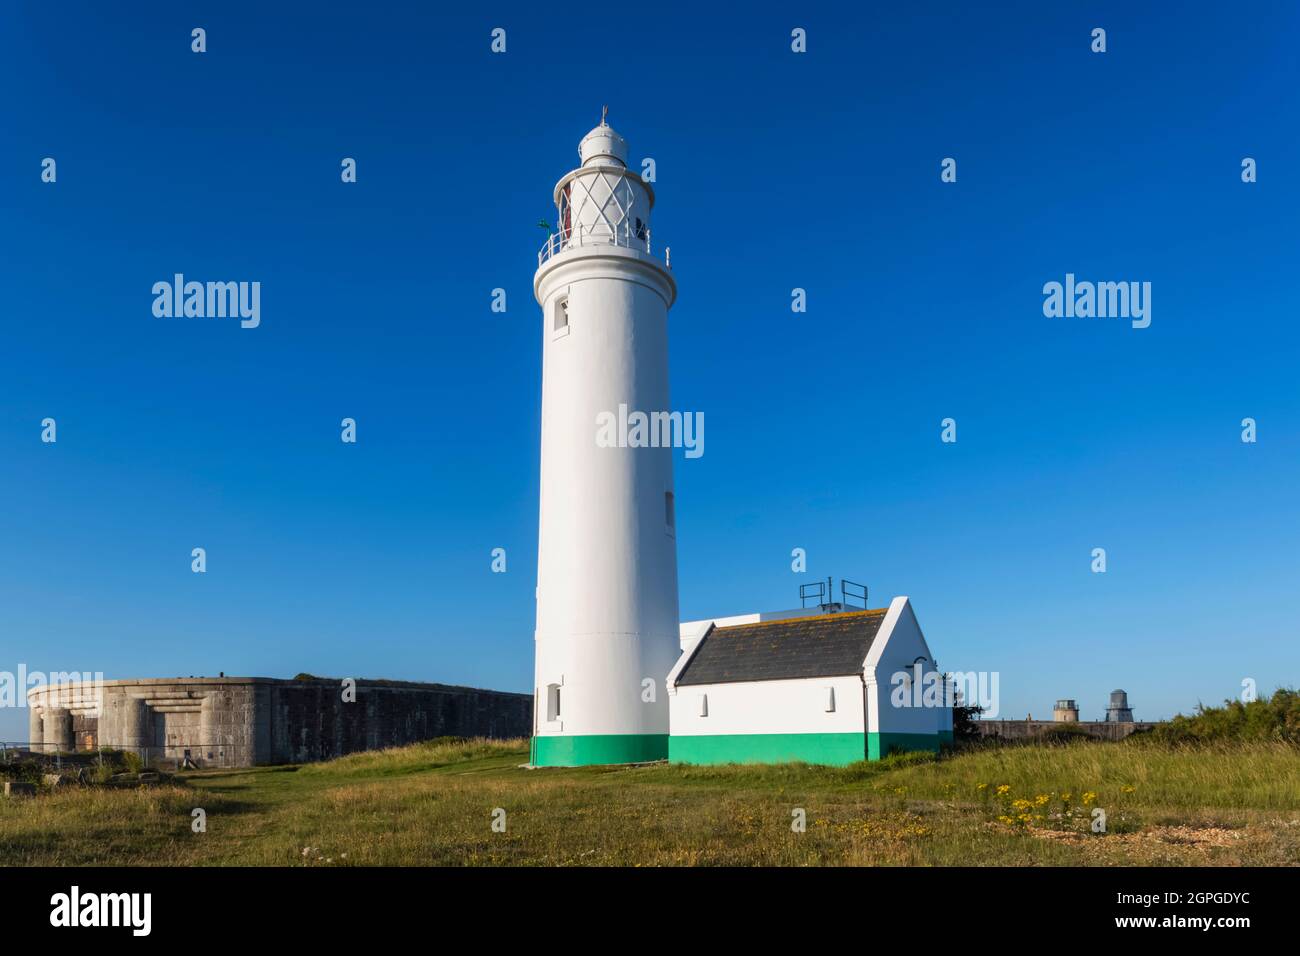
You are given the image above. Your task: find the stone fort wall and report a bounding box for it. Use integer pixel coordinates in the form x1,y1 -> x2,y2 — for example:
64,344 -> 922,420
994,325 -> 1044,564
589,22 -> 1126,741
973,719 -> 1156,741
26,677 -> 532,768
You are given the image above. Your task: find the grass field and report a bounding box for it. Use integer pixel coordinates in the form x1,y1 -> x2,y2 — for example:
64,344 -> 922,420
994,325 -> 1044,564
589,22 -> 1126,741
2,737 -> 1298,866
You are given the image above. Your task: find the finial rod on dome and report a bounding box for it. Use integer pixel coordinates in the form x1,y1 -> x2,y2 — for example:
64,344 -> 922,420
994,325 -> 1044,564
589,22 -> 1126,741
578,111 -> 628,167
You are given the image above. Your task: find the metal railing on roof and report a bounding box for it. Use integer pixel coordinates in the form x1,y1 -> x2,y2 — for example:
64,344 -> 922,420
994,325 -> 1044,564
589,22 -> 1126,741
799,581 -> 828,609
841,579 -> 868,609
799,578 -> 870,611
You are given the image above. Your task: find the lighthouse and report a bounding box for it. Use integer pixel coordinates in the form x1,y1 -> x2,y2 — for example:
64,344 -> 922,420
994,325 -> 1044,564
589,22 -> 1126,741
531,114 -> 680,766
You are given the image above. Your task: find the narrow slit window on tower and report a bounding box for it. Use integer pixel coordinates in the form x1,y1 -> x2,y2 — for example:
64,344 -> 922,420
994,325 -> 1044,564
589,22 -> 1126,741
665,490 -> 675,535
546,683 -> 562,722
553,297 -> 569,338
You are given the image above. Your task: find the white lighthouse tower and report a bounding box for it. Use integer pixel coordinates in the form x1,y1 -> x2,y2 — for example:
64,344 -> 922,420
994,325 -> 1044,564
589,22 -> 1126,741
531,114 -> 680,766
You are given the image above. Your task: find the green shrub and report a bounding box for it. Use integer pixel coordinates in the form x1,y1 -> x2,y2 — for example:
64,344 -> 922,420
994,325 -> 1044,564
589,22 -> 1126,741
0,759 -> 46,785
1150,688 -> 1300,745
88,761 -> 118,785
1036,724 -> 1096,743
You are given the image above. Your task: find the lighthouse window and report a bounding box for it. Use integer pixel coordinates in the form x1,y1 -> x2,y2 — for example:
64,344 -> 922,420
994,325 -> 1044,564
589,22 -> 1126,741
553,297 -> 569,338
546,683 -> 561,722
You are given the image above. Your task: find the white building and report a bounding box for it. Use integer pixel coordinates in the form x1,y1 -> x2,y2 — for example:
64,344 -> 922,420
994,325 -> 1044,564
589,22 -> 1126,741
529,117 -> 950,766
531,116 -> 680,767
667,597 -> 953,765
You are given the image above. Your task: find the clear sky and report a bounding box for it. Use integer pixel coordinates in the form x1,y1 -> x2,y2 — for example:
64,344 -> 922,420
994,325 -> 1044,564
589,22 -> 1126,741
2,2 -> 1297,741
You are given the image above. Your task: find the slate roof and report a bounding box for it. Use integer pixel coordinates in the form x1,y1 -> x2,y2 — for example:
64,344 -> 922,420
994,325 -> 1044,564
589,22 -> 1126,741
675,609 -> 888,686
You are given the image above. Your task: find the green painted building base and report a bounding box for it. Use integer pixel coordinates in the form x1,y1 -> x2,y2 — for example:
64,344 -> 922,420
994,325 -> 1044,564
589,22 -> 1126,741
669,732 -> 866,766
668,731 -> 947,766
531,733 -> 667,767
867,731 -> 943,760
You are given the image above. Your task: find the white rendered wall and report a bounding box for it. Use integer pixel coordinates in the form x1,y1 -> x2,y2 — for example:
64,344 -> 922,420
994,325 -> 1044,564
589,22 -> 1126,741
864,597 -> 950,736
533,205 -> 679,741
669,675 -> 865,737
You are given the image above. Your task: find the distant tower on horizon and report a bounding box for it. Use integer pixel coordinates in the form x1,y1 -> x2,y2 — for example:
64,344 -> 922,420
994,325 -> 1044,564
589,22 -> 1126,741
1104,689 -> 1134,722
530,115 -> 680,767
1053,698 -> 1079,722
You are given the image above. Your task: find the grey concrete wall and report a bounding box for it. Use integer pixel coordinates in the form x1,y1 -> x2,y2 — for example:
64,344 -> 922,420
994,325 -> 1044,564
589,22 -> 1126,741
266,680 -> 532,764
974,719 -> 1156,741
27,676 -> 531,767
188,683 -> 258,766
44,708 -> 73,752
71,711 -> 98,751
28,706 -> 43,752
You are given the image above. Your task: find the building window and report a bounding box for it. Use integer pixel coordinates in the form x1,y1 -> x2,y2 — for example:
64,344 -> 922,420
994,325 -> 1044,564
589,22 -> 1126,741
553,297 -> 569,338
825,686 -> 836,713
546,683 -> 562,722
665,490 -> 675,535
699,693 -> 708,717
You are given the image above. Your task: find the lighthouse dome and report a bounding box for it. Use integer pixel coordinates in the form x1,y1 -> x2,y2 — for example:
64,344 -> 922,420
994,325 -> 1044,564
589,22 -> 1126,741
579,120 -> 628,167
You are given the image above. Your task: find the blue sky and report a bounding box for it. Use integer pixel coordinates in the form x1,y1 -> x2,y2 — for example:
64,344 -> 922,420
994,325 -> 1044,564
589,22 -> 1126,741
2,1 -> 1297,740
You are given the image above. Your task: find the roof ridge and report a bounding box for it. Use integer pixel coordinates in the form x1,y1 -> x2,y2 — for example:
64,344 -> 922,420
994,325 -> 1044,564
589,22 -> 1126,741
716,608 -> 888,631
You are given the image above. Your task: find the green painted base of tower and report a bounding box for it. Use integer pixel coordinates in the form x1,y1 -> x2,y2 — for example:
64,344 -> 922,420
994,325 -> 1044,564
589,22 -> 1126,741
530,734 -> 668,767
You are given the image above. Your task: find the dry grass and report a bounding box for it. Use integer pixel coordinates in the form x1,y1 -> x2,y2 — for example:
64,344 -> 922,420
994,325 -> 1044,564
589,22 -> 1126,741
882,739 -> 1300,810
1,737 -> 1297,866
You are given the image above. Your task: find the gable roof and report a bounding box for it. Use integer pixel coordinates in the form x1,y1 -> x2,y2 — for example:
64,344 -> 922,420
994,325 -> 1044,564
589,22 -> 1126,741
675,609 -> 888,686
